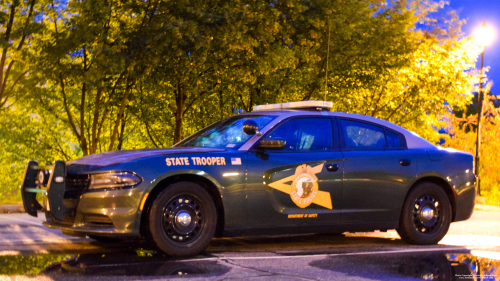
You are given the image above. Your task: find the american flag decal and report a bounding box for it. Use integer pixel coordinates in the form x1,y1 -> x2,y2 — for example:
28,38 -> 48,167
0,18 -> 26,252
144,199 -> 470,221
231,158 -> 242,165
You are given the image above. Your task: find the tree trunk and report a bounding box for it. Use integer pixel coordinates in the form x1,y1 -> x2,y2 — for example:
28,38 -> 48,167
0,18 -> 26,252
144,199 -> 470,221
0,4 -> 17,98
80,82 -> 88,155
80,48 -> 89,155
219,89 -> 223,120
173,82 -> 184,144
108,73 -> 132,151
117,112 -> 127,150
248,89 -> 254,112
91,88 -> 102,154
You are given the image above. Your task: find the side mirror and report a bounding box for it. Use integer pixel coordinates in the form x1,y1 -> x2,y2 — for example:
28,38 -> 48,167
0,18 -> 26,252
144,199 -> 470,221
243,120 -> 260,135
258,138 -> 286,150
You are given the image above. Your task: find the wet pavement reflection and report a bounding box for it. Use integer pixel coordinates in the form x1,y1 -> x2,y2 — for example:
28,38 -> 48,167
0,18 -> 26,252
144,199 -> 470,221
310,252 -> 499,281
0,246 -> 499,280
0,248 -> 231,278
43,250 -> 231,277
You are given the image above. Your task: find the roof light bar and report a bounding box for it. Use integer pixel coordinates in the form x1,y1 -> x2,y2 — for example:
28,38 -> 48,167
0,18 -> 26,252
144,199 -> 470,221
253,100 -> 333,112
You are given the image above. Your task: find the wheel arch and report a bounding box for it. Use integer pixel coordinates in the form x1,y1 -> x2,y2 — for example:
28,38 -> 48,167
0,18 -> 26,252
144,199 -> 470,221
139,171 -> 226,239
404,175 -> 457,222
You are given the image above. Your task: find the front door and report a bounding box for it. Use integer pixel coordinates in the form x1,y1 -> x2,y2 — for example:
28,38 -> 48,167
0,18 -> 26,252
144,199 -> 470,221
245,117 -> 344,228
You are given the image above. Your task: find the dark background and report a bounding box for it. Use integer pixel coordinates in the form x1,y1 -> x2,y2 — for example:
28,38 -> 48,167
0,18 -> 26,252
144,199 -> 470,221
448,0 -> 500,94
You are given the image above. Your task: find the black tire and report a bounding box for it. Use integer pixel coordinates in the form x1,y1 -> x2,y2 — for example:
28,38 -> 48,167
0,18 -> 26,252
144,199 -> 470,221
397,182 -> 451,245
148,182 -> 217,256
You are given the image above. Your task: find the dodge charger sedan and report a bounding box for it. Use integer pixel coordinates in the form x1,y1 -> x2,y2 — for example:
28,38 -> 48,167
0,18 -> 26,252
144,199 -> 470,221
21,100 -> 476,256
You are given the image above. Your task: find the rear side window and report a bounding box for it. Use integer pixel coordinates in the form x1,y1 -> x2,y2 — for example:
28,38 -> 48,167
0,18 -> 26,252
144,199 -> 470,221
386,130 -> 402,148
341,120 -> 385,149
340,119 -> 405,150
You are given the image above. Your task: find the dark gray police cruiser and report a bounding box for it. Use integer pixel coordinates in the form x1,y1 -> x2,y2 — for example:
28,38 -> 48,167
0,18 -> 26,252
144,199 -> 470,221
21,101 -> 476,256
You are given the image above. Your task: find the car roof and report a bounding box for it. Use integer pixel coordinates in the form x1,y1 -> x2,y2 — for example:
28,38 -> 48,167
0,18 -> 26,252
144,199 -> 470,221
238,110 -> 436,150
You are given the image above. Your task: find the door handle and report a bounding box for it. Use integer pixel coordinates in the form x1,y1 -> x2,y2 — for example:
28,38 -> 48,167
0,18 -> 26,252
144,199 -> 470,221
399,159 -> 411,166
326,164 -> 339,172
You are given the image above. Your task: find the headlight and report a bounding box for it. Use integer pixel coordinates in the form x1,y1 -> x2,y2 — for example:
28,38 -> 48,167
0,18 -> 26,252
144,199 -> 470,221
89,172 -> 142,190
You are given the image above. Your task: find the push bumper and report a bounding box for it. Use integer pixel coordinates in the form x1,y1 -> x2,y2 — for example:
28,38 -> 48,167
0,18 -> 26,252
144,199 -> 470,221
20,161 -> 43,217
20,161 -> 143,237
21,161 -> 74,220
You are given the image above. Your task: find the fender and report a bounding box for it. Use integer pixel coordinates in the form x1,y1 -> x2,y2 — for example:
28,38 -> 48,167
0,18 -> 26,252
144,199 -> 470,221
407,171 -> 456,199
145,169 -> 225,196
403,171 -> 468,222
137,169 -> 227,232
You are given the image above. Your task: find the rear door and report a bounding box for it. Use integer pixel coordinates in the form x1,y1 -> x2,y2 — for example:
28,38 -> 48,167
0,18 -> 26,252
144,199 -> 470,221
245,117 -> 344,227
338,118 -> 416,224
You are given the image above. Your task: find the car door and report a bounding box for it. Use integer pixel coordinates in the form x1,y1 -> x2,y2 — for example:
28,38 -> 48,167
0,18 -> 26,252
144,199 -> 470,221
245,116 -> 344,228
338,118 -> 417,224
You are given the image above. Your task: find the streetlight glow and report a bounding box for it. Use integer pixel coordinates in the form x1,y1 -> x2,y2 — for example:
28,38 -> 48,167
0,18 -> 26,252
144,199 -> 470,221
474,23 -> 495,47
473,21 -> 495,197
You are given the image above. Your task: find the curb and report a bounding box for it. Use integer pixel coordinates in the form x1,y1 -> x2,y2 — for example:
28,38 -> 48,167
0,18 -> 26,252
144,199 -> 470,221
474,204 -> 500,212
0,204 -> 24,214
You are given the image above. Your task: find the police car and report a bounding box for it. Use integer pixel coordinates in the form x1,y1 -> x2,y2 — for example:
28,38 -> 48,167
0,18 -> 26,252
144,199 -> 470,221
21,101 -> 476,256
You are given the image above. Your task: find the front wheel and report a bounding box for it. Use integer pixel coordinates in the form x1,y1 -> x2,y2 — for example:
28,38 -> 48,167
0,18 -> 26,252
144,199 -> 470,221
148,182 -> 217,256
397,182 -> 451,245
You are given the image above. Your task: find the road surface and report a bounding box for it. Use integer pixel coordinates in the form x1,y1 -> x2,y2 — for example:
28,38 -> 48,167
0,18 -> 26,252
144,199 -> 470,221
0,206 -> 499,280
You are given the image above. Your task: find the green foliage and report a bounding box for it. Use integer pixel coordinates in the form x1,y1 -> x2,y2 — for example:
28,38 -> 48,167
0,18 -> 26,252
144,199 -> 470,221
0,103 -> 76,203
0,0 -> 45,112
0,0 -> 484,203
0,254 -> 75,275
444,95 -> 500,205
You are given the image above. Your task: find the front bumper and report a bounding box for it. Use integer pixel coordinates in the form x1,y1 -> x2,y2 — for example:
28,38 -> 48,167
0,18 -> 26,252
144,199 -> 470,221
20,161 -> 143,237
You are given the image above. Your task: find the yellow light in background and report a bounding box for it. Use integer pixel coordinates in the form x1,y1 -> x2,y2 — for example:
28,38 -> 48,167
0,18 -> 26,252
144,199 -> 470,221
474,23 -> 495,47
223,172 -> 239,177
473,22 -> 495,197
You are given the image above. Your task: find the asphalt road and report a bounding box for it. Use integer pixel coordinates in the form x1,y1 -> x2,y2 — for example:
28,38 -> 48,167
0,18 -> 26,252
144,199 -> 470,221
0,207 -> 499,280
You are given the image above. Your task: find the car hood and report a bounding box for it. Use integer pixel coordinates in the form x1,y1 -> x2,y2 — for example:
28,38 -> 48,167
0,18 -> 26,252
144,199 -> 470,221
68,147 -> 226,166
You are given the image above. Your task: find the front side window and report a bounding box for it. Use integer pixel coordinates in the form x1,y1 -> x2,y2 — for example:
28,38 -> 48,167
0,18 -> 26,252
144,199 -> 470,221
341,120 -> 386,149
176,115 -> 276,149
265,118 -> 333,152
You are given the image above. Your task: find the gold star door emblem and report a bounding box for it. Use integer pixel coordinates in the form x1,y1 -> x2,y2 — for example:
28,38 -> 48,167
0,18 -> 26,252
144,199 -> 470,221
268,164 -> 332,209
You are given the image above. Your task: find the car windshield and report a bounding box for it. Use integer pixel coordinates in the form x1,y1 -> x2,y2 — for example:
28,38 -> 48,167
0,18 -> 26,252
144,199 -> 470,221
176,115 -> 277,149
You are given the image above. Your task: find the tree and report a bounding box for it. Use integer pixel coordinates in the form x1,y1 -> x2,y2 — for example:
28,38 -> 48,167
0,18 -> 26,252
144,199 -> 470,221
444,94 -> 500,204
34,0 -> 162,155
0,0 -> 44,113
0,0 -> 485,204
306,0 -> 480,143
32,0 -> 482,148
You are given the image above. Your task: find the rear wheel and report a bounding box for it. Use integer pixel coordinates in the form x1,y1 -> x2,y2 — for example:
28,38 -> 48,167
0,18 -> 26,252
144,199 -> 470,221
397,182 -> 451,245
148,182 -> 217,256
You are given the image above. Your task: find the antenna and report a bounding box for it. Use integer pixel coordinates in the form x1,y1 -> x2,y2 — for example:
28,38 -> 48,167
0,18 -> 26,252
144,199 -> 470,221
324,21 -> 331,101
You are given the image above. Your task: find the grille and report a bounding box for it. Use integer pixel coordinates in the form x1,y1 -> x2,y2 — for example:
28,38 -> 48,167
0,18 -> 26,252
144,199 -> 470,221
64,173 -> 90,199
85,214 -> 113,226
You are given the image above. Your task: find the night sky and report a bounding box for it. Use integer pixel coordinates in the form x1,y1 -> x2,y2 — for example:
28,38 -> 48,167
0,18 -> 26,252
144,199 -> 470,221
448,0 -> 500,94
